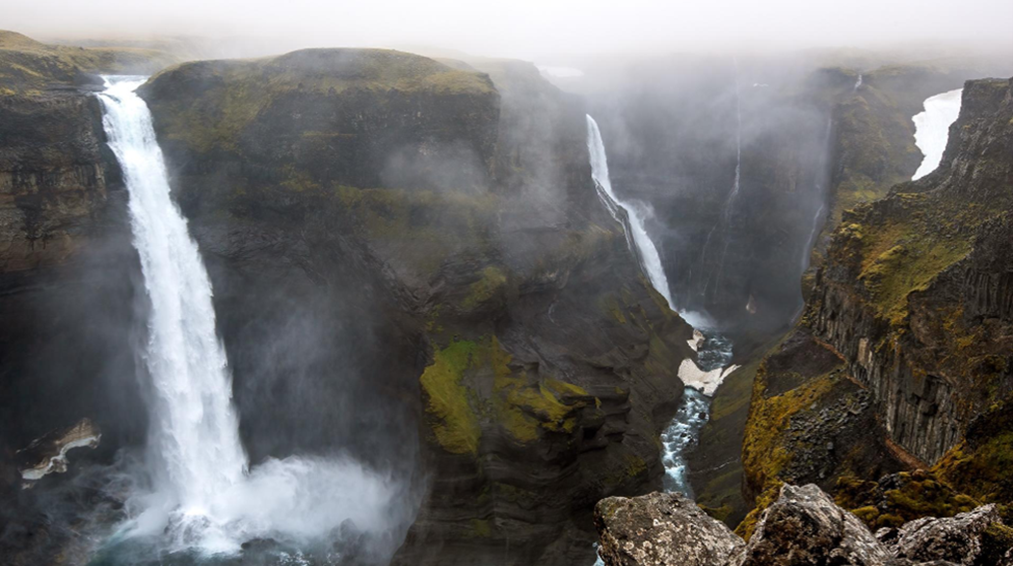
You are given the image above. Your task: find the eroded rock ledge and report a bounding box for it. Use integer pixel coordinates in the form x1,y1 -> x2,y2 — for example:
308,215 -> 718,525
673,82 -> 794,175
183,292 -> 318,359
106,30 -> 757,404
595,484 -> 1013,566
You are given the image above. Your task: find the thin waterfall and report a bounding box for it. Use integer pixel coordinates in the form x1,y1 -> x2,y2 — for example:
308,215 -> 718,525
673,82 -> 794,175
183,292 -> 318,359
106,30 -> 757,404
854,74 -> 863,91
586,114 -> 674,308
701,60 -> 743,302
800,117 -> 833,273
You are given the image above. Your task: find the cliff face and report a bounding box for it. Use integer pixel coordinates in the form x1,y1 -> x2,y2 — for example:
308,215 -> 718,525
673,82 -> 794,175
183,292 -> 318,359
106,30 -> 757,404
139,50 -> 694,565
740,77 -> 1013,532
0,34 -> 175,565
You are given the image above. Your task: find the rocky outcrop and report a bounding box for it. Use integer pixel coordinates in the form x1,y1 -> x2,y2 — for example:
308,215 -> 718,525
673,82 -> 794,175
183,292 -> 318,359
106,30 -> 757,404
0,32 -> 177,565
892,504 -> 1000,565
594,492 -> 745,566
739,78 -> 1013,530
16,418 -> 100,484
809,78 -> 1013,464
594,484 -> 1012,566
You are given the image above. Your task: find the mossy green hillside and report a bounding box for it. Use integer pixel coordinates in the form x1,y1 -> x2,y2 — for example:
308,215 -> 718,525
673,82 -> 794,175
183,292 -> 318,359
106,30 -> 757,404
142,48 -> 495,154
419,336 -> 592,454
0,30 -> 177,96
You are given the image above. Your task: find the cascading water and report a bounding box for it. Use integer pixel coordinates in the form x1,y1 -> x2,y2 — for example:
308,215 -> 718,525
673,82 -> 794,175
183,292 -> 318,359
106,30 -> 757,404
585,115 -> 738,500
98,76 -> 248,517
912,88 -> 963,180
586,114 -> 674,308
853,74 -> 863,92
98,76 -> 405,560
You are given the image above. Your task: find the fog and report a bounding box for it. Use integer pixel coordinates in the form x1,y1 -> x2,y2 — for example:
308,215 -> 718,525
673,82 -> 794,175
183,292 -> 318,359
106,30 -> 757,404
8,0 -> 1013,60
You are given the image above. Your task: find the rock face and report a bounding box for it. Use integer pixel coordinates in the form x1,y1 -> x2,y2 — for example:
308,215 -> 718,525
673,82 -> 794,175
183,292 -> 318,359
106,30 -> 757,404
739,77 -> 1013,529
136,50 -> 695,565
743,484 -> 893,565
810,77 -> 1012,465
0,32 -> 175,565
594,492 -> 745,566
594,484 -> 1012,566
16,418 -> 100,483
893,504 -> 999,565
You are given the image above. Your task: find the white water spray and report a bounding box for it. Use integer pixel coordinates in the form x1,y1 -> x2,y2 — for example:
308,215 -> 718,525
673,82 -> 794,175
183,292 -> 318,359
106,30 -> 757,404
912,88 -> 962,180
99,77 -> 402,556
586,115 -> 674,308
853,74 -> 863,92
98,77 -> 248,513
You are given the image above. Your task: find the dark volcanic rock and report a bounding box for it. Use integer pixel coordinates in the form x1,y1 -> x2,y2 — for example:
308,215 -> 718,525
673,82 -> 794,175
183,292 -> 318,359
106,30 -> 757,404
594,491 -> 745,566
140,48 -> 696,565
739,77 -> 1013,530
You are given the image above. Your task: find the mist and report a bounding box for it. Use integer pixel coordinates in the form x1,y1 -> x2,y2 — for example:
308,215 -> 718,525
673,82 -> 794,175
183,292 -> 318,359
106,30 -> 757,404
7,0 -> 1013,61
2,2 -> 1013,565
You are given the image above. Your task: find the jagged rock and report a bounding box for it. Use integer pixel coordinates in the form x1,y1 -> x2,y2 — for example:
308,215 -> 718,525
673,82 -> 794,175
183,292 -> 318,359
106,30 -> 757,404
893,505 -> 1000,565
594,492 -> 745,566
594,484 -> 1007,566
742,484 -> 893,566
16,418 -> 100,485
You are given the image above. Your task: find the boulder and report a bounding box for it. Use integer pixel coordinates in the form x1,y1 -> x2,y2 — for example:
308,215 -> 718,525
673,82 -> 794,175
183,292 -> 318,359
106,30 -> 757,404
594,491 -> 745,566
893,504 -> 1000,565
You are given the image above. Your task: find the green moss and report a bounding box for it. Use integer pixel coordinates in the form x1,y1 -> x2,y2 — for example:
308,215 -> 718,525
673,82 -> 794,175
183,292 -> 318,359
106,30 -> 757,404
461,266 -> 507,310
834,470 -> 981,530
419,340 -> 482,455
742,365 -> 837,501
144,49 -> 493,154
855,199 -> 975,325
852,506 -> 880,523
0,31 -> 178,95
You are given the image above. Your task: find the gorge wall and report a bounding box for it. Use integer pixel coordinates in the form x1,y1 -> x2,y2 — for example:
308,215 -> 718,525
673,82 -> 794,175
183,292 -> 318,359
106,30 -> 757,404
0,40 -> 699,565
739,77 -> 1013,534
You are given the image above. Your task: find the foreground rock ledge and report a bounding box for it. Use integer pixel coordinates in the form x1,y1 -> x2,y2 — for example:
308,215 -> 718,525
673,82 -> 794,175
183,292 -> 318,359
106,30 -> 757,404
594,492 -> 745,566
594,484 -> 1012,566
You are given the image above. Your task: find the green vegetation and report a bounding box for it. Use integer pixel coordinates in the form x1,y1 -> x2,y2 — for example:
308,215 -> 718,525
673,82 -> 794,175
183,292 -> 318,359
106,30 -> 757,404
420,339 -> 482,455
835,470 -> 979,530
462,266 -> 507,311
0,30 -> 177,96
420,336 -> 591,453
144,48 -> 494,154
742,365 -> 837,502
849,195 -> 977,325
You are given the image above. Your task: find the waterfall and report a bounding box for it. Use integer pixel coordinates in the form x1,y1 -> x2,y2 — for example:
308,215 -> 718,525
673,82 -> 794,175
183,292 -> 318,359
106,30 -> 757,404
912,88 -> 963,180
853,74 -> 863,91
800,117 -> 833,273
98,76 -> 403,557
586,114 -> 674,308
98,77 -> 248,512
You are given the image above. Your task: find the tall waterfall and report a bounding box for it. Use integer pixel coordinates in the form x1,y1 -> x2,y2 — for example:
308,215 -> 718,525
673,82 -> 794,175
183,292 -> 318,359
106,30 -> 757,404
586,115 -> 674,308
912,88 -> 963,180
98,77 -> 402,557
98,77 -> 248,511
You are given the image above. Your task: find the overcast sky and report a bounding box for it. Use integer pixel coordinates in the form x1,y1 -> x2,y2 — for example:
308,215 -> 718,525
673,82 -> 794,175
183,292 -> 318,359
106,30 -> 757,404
7,0 -> 1013,59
